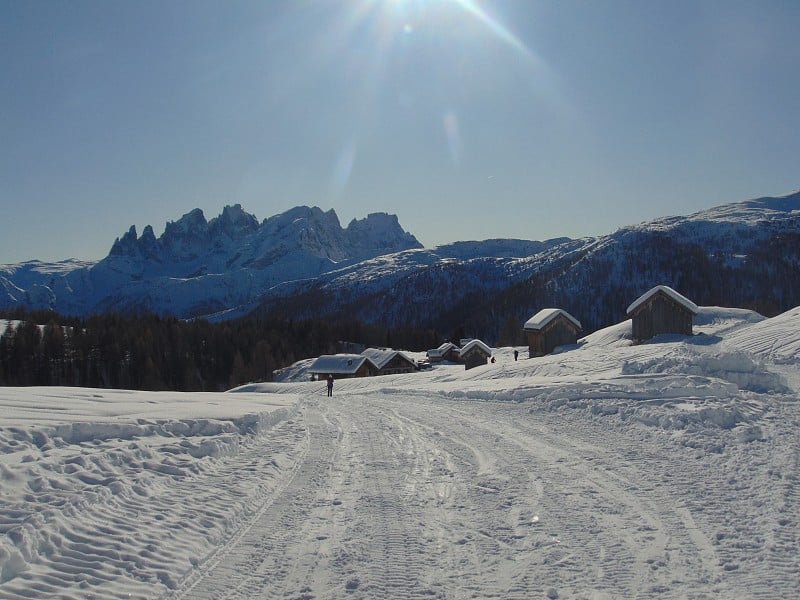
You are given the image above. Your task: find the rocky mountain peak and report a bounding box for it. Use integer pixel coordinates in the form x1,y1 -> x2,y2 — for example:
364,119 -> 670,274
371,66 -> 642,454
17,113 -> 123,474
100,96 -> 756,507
346,212 -> 422,258
109,226 -> 139,256
209,204 -> 259,242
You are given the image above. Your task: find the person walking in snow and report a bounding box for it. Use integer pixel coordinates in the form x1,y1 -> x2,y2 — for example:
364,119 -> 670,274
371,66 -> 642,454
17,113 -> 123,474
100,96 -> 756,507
327,374 -> 334,397
514,349 -> 519,361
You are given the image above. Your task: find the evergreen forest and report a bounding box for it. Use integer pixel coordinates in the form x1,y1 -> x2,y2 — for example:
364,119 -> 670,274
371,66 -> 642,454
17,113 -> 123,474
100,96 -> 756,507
0,310 -> 441,391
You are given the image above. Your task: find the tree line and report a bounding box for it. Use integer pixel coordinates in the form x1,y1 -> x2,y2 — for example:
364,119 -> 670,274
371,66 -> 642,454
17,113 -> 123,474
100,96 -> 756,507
0,309 -> 441,391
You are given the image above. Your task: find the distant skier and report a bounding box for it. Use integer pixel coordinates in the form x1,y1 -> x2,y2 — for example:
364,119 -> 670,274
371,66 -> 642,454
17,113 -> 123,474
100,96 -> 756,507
514,350 -> 519,361
327,374 -> 334,397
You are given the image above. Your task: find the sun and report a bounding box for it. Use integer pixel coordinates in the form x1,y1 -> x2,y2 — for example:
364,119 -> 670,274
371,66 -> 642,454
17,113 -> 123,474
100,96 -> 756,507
363,0 -> 535,61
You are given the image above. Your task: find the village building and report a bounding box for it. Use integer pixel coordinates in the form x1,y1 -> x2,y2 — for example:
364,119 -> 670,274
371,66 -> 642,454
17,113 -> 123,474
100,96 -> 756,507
626,285 -> 699,342
459,339 -> 493,370
308,354 -> 376,379
361,348 -> 417,376
523,308 -> 582,358
426,342 -> 460,363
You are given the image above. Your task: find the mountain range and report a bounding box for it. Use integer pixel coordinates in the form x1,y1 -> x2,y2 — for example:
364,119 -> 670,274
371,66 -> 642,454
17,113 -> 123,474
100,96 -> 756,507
2,191 -> 799,342
0,205 -> 422,319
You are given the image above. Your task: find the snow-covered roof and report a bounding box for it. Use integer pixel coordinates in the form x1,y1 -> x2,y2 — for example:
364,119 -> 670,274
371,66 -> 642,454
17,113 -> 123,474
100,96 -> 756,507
361,348 -> 415,370
523,308 -> 582,332
309,354 -> 375,374
459,339 -> 492,356
626,285 -> 699,316
427,342 -> 459,358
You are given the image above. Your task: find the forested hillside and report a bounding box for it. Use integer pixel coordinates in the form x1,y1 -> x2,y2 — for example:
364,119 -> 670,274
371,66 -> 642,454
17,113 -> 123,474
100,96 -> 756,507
257,195 -> 800,341
0,311 -> 440,391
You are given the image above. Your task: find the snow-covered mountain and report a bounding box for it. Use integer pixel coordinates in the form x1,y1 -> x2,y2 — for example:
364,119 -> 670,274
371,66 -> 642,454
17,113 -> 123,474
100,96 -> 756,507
0,205 -> 422,318
255,190 -> 800,337
2,191 -> 799,333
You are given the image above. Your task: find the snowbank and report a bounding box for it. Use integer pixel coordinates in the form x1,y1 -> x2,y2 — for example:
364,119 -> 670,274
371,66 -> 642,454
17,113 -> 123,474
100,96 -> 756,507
0,388 -> 299,595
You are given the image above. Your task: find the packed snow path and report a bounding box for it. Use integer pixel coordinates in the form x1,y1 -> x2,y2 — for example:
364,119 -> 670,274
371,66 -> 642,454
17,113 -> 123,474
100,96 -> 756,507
162,390 -> 798,600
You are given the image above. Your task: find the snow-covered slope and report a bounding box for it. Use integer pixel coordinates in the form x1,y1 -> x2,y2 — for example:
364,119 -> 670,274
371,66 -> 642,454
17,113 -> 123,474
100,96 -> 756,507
1,305 -> 799,598
256,191 -> 800,336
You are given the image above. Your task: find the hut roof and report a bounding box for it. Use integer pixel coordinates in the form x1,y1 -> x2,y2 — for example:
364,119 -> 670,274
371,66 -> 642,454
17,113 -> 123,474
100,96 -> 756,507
523,308 -> 582,331
626,285 -> 699,316
427,342 -> 459,359
361,348 -> 415,370
309,354 -> 375,375
459,339 -> 492,356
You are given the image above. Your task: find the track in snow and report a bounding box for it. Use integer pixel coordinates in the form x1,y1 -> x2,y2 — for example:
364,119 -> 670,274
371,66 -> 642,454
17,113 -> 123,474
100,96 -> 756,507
159,390 -> 793,599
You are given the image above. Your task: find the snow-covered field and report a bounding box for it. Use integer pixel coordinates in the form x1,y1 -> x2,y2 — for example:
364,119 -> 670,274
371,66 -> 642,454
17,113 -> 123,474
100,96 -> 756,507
1,306 -> 799,598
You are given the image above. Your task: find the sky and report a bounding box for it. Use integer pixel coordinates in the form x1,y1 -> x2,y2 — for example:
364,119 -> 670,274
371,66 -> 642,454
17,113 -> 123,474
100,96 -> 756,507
2,0 -> 799,263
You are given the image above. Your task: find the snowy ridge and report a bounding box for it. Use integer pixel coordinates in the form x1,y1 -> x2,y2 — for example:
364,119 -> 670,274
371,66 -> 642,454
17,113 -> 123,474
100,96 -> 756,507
0,205 -> 422,317
3,305 -> 799,597
1,191 -> 799,330
261,191 -> 800,334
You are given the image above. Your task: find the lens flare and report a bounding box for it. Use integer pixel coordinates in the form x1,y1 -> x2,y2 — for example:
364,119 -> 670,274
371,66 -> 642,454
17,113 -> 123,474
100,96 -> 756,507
443,110 -> 462,165
331,138 -> 357,197
454,0 -> 536,62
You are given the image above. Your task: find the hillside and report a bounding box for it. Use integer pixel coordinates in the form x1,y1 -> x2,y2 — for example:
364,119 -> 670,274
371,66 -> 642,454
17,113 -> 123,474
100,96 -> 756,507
257,191 -> 800,339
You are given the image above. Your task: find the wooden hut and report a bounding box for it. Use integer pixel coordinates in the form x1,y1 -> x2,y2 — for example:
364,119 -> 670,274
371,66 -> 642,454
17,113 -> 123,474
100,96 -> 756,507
523,309 -> 582,358
459,339 -> 492,370
626,285 -> 698,342
361,348 -> 417,376
426,342 -> 460,363
309,354 -> 376,379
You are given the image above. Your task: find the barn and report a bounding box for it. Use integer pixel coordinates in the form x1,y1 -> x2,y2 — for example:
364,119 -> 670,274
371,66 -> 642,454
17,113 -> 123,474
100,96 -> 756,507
459,339 -> 493,370
523,308 -> 582,358
626,285 -> 699,342
361,348 -> 417,376
426,342 -> 460,363
308,354 -> 376,379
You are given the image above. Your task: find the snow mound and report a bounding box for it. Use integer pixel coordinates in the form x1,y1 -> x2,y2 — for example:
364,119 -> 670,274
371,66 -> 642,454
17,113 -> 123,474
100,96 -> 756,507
621,347 -> 787,393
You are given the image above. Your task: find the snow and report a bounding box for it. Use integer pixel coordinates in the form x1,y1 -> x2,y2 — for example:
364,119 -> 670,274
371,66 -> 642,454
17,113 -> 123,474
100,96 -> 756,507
626,284 -> 700,316
308,354 -> 374,375
2,306 -> 800,598
523,308 -> 582,331
458,338 -> 493,356
360,347 -> 415,370
427,342 -> 459,359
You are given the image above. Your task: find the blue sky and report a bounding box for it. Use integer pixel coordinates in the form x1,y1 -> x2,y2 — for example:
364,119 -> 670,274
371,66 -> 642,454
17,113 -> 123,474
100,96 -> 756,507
2,0 -> 799,263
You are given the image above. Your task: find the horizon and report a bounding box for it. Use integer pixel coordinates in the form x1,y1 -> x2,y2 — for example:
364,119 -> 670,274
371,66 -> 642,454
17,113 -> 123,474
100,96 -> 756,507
2,1 -> 800,263
3,186 -> 800,266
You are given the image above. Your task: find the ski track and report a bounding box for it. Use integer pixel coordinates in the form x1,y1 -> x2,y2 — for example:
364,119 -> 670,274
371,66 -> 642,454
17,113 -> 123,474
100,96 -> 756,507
155,388 -> 799,599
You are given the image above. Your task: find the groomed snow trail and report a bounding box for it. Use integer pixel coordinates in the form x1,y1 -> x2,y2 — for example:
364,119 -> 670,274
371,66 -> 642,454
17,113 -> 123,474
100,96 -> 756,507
160,387 -> 798,599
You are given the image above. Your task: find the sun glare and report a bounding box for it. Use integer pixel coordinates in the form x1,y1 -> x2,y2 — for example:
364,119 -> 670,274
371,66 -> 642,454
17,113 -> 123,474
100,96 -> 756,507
365,0 -> 536,61
452,0 -> 534,59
